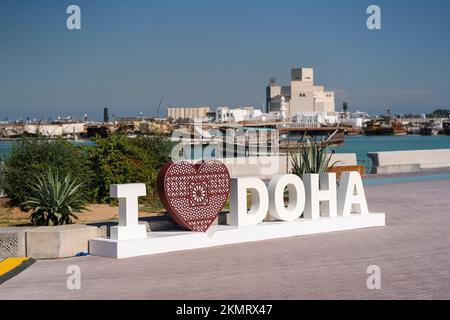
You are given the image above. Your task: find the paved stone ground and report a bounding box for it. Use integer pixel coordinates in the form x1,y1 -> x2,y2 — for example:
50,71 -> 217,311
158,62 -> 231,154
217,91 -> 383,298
0,179 -> 449,300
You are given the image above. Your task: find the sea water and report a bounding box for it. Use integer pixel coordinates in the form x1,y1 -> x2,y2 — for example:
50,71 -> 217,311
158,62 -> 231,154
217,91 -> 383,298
334,135 -> 450,169
0,141 -> 13,159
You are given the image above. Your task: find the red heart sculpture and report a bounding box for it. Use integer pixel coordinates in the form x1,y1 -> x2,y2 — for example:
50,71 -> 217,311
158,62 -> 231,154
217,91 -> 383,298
157,160 -> 231,232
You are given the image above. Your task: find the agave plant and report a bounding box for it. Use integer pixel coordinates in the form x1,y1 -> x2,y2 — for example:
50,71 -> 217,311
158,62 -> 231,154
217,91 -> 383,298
21,169 -> 88,226
290,143 -> 340,176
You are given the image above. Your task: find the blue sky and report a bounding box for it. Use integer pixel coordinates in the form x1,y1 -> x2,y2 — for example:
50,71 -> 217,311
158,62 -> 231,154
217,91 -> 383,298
1,0 -> 450,120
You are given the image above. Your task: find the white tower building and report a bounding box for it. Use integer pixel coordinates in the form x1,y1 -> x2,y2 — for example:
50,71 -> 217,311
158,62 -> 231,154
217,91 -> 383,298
280,96 -> 287,122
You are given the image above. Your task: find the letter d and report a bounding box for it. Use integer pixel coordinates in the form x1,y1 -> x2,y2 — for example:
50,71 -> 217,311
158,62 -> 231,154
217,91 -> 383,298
230,178 -> 269,227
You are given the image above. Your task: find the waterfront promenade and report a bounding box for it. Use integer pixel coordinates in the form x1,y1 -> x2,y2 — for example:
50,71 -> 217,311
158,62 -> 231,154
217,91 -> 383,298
1,176 -> 449,299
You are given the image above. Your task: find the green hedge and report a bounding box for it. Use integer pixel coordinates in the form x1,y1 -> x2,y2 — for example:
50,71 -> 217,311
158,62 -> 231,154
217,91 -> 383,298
0,133 -> 173,206
0,137 -> 93,205
84,133 -> 173,203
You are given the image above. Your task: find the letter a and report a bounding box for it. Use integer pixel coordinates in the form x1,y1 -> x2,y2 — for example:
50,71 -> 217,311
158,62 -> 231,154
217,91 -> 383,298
366,5 -> 381,30
66,5 -> 81,30
66,265 -> 81,290
366,265 -> 381,290
338,172 -> 369,216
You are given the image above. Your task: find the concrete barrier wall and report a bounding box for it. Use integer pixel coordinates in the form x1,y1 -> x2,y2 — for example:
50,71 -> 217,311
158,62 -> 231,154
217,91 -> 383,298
330,153 -> 358,167
0,225 -> 100,259
368,149 -> 450,174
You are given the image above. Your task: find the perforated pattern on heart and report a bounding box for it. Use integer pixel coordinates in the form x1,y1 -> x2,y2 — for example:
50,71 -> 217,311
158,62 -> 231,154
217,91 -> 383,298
157,160 -> 231,232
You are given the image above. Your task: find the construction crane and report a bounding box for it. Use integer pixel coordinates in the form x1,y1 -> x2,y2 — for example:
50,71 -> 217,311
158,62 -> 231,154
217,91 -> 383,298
156,92 -> 166,119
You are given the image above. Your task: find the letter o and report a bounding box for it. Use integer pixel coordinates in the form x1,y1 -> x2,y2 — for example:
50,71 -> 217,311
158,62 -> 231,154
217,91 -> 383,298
268,174 -> 306,221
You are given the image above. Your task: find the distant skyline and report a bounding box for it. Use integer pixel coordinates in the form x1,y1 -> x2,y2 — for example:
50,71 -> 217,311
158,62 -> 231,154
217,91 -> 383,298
1,0 -> 450,120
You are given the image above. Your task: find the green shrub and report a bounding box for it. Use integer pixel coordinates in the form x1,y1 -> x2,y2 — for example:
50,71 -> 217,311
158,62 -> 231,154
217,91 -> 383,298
22,169 -> 88,226
84,133 -> 173,203
0,134 -> 173,208
291,143 -> 340,176
0,137 -> 94,205
133,133 -> 174,170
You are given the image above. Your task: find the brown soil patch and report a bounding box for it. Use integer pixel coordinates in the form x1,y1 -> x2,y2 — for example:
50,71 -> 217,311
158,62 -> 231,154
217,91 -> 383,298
0,198 -> 164,227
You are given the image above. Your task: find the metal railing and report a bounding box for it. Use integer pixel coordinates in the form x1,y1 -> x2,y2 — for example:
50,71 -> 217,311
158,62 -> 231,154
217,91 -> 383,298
275,122 -> 321,129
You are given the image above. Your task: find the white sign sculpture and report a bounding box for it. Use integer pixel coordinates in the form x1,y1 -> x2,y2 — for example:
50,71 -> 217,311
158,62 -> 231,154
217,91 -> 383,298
230,172 -> 369,226
90,169 -> 384,259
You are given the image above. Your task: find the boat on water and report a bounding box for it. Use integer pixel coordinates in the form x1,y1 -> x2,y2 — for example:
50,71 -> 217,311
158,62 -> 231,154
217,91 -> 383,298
419,122 -> 439,136
407,126 -> 421,135
0,123 -> 24,139
443,121 -> 450,135
392,120 -> 408,135
339,125 -> 363,136
247,122 -> 344,153
364,119 -> 407,136
174,121 -> 345,158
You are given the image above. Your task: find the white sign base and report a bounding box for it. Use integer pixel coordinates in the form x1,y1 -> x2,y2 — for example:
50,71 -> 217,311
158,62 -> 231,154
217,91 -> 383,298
89,213 -> 385,259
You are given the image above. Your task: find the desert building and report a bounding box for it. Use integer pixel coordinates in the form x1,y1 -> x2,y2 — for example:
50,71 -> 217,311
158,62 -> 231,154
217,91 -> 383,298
266,68 -> 335,116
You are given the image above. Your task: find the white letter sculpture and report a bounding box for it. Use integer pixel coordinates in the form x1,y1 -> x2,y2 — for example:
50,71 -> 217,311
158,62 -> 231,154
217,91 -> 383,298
338,172 -> 369,215
303,173 -> 337,219
268,174 -> 305,221
230,177 -> 269,227
110,184 -> 147,240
